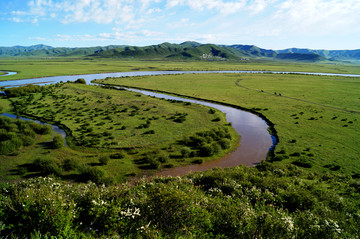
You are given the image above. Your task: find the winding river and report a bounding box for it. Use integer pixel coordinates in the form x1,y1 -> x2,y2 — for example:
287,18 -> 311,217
1,70 -> 359,176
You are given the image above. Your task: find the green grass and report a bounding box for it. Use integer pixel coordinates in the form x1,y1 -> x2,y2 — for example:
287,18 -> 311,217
96,73 -> 360,176
1,57 -> 360,82
0,82 -> 238,182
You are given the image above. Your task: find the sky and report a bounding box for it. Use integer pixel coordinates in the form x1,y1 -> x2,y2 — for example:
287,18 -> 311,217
1,0 -> 360,50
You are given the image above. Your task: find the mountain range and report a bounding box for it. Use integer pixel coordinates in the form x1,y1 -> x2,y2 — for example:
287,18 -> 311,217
1,42 -> 359,62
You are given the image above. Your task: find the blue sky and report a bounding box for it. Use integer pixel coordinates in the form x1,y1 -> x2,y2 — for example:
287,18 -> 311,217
1,0 -> 359,50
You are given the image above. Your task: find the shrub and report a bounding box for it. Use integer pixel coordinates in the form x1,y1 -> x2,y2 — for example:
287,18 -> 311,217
30,123 -> 52,135
51,135 -> 64,149
192,159 -> 203,164
180,147 -> 192,158
110,152 -> 125,159
198,143 -> 218,157
292,158 -> 312,168
20,135 -> 35,146
218,138 -> 231,149
208,108 -> 216,114
157,152 -> 169,163
33,158 -> 62,175
78,166 -> 109,184
74,78 -> 86,84
0,137 -> 23,155
148,158 -> 160,169
62,158 -> 79,171
99,156 -> 110,165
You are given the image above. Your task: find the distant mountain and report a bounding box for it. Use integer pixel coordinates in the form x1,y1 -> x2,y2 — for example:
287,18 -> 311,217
227,45 -> 277,57
277,48 -> 360,61
90,42 -> 241,60
1,42 -> 359,62
0,44 -> 53,56
0,45 -> 126,57
275,53 -> 326,62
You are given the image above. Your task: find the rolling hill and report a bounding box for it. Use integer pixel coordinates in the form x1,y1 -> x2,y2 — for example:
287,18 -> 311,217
1,41 -> 359,62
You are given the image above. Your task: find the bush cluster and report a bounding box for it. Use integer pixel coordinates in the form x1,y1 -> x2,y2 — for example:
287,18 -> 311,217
1,163 -> 359,238
4,84 -> 43,98
182,126 -> 233,157
0,116 -> 52,155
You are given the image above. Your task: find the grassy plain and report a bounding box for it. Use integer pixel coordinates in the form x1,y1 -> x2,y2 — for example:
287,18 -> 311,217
0,82 -> 238,182
1,58 -> 360,238
1,57 -> 360,81
96,73 -> 360,176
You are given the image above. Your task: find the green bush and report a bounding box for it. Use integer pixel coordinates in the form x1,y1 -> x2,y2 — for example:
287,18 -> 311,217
110,152 -> 125,159
218,138 -> 231,149
78,166 -> 112,185
0,137 -> 23,155
51,135 -> 64,149
199,144 -> 215,157
20,135 -> 35,146
33,158 -> 62,175
74,78 -> 86,84
180,146 -> 192,158
292,158 -> 312,168
99,156 -> 110,165
62,158 -> 79,171
30,122 -> 52,134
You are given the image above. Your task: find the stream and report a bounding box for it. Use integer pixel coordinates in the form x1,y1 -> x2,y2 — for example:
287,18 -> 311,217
1,70 -> 359,176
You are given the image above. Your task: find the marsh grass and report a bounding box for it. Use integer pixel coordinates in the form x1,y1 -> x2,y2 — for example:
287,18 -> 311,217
97,73 -> 360,176
0,82 -> 237,182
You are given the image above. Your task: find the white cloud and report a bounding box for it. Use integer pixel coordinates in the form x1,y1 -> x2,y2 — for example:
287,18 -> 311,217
9,0 -> 163,25
166,0 -> 247,15
166,18 -> 195,28
272,0 -> 360,35
247,0 -> 276,15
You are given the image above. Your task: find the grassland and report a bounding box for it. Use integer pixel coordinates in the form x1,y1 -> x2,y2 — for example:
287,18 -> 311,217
0,82 -> 238,182
1,58 -> 360,238
1,57 -> 360,82
96,73 -> 360,176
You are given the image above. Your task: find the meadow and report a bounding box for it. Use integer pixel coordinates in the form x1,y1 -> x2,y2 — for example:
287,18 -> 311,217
1,57 -> 360,82
0,58 -> 359,238
96,73 -> 360,176
0,82 -> 238,182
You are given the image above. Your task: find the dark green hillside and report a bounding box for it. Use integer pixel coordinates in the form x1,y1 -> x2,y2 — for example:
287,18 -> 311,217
0,44 -> 53,56
275,53 -> 326,62
1,42 -> 360,62
180,41 -> 203,47
228,44 -> 277,57
0,45 -> 126,57
277,48 -> 360,61
91,42 -> 241,60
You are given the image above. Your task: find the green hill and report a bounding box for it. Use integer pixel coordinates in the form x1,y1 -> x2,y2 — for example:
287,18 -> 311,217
1,42 -> 358,62
275,53 -> 327,62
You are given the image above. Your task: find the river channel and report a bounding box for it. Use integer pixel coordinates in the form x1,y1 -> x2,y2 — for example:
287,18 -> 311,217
2,70 -> 359,176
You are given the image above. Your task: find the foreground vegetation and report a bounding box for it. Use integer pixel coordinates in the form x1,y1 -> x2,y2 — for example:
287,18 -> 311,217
96,73 -> 360,177
0,82 -> 238,182
1,163 -> 359,238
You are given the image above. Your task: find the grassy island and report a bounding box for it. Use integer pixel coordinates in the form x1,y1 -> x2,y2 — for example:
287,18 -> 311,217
0,82 -> 238,183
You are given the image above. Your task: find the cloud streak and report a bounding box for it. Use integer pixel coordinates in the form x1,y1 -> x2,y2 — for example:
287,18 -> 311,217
2,0 -> 360,49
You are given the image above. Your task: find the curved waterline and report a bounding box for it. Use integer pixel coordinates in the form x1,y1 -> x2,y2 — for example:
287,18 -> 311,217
122,87 -> 276,176
0,71 -> 17,77
2,69 -> 357,176
1,113 -> 67,145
